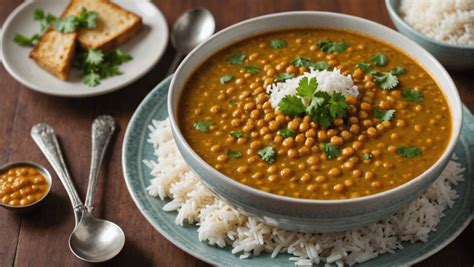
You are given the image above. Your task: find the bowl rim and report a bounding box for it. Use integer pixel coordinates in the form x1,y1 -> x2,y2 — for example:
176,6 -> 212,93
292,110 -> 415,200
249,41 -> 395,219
385,0 -> 474,50
0,161 -> 52,208
168,11 -> 463,205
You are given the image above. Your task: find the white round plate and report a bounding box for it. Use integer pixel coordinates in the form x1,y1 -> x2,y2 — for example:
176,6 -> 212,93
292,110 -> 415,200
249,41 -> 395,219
0,0 -> 168,97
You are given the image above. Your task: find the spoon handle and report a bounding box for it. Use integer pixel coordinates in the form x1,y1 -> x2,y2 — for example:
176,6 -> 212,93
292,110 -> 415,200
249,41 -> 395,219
167,53 -> 183,76
31,123 -> 84,223
85,115 -> 116,213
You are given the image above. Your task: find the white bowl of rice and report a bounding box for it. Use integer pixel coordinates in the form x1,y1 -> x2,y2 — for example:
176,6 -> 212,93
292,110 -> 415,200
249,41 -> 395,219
386,0 -> 474,70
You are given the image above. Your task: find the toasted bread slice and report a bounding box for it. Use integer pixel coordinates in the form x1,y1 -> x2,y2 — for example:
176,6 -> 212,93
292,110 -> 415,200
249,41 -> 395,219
62,0 -> 143,50
29,29 -> 77,80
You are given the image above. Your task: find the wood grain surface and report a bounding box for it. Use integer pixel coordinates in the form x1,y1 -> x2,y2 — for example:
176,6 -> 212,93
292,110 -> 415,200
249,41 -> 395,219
0,0 -> 472,266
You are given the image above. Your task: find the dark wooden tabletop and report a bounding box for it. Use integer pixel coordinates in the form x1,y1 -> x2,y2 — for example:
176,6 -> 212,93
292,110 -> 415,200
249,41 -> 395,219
0,0 -> 472,266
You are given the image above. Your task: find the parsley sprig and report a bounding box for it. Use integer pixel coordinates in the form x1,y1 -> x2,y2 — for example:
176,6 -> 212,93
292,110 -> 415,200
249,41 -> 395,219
269,39 -> 287,49
356,63 -> 406,90
316,39 -> 348,53
258,147 -> 276,164
13,9 -> 57,46
193,121 -> 215,133
402,89 -> 423,103
277,77 -> 348,128
322,143 -> 340,159
397,146 -> 421,158
54,7 -> 98,33
292,56 -> 329,70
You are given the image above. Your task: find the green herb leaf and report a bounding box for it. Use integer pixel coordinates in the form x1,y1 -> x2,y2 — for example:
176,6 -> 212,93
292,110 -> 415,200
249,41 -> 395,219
322,143 -> 340,159
54,8 -> 98,33
397,146 -> 421,158
278,128 -> 295,138
278,95 -> 306,116
309,61 -> 329,70
228,99 -> 237,105
54,16 -> 78,33
258,147 -> 276,164
230,131 -> 244,138
226,149 -> 242,159
13,34 -> 40,46
402,89 -> 423,103
356,63 -> 378,75
77,7 -> 98,29
193,121 -> 215,133
242,66 -> 261,74
106,49 -> 133,65
316,39 -> 348,53
220,75 -> 234,84
292,56 -> 312,67
34,9 -> 45,20
296,77 -> 318,98
275,73 -> 295,82
83,72 -> 101,87
362,152 -> 373,160
227,53 -> 245,65
85,49 -> 104,65
370,52 -> 388,67
269,39 -> 287,49
374,72 -> 399,90
391,66 -> 406,76
374,109 -> 396,121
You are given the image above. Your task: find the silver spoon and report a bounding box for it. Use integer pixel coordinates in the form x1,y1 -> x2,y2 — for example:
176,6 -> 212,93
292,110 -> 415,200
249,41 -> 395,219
167,8 -> 215,75
31,118 -> 124,263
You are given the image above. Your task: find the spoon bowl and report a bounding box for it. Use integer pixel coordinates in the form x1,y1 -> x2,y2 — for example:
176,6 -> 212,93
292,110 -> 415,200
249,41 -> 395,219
69,212 -> 125,262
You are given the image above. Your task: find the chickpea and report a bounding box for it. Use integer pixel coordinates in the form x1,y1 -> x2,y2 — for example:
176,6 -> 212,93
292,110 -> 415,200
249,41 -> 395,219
287,149 -> 298,159
282,137 -> 295,148
268,121 -> 280,131
364,171 -> 375,180
352,169 -> 362,177
371,181 -> 382,189
330,136 -> 343,146
307,156 -> 320,165
304,137 -> 315,147
267,166 -> 278,174
317,130 -> 328,141
342,147 -> 354,157
210,105 -> 221,114
315,176 -> 327,183
333,184 -> 345,193
328,168 -> 341,177
360,102 -> 372,111
288,120 -> 299,131
237,166 -> 249,174
268,175 -> 278,182
281,168 -> 293,178
211,144 -> 222,152
349,124 -> 360,134
295,134 -> 305,144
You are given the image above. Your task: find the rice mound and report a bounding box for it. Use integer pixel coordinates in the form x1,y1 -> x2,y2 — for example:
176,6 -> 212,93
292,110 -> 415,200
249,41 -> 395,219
400,0 -> 474,46
144,119 -> 465,266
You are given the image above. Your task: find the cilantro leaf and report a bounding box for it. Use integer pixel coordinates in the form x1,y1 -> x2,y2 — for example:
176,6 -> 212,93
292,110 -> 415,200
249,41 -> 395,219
228,99 -> 237,105
226,149 -> 242,159
292,56 -> 312,67
105,49 -> 133,65
374,109 -> 395,121
363,152 -> 373,160
391,66 -> 406,76
402,89 -> 423,103
85,49 -> 104,65
269,39 -> 287,49
370,52 -> 388,66
316,39 -> 348,53
275,73 -> 295,82
328,92 -> 348,119
193,121 -> 215,133
278,95 -> 306,116
77,7 -> 98,29
13,34 -> 40,46
242,66 -> 260,74
296,77 -> 318,98
227,53 -> 245,65
83,72 -> 101,87
397,146 -> 421,158
258,147 -> 276,164
34,9 -> 45,21
309,61 -> 329,70
229,131 -> 249,138
54,8 -> 98,33
278,128 -> 295,138
14,9 -> 56,47
220,75 -> 233,84
322,143 -> 340,159
356,63 -> 378,75
374,72 -> 399,90
54,16 -> 78,33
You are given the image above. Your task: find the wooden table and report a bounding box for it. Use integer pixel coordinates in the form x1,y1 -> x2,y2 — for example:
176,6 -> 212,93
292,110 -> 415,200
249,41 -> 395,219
0,0 -> 472,266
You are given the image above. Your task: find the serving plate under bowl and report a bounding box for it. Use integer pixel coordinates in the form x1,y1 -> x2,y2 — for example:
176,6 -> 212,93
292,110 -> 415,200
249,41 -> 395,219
167,11 -> 463,232
122,76 -> 473,266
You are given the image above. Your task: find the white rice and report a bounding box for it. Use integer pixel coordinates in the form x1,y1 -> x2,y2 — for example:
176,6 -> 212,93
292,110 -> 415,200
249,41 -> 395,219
266,68 -> 359,110
145,119 -> 465,266
400,0 -> 474,46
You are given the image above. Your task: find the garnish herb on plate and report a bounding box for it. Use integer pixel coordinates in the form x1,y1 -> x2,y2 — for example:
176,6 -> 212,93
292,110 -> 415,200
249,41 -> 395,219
269,39 -> 287,49
229,130 -> 249,139
193,121 -> 215,133
242,66 -> 261,74
258,147 -> 276,164
72,48 -> 133,87
316,39 -> 348,53
397,146 -> 421,158
391,66 -> 406,76
291,56 -> 329,70
228,99 -> 237,105
227,53 -> 245,65
402,89 -> 423,103
370,52 -> 388,67
322,143 -> 340,159
54,7 -> 98,33
356,62 -> 406,90
278,77 -> 348,128
275,73 -> 295,82
362,152 -> 373,160
278,128 -> 295,138
374,109 -> 396,121
13,8 -> 57,47
226,149 -> 242,159
220,75 -> 233,84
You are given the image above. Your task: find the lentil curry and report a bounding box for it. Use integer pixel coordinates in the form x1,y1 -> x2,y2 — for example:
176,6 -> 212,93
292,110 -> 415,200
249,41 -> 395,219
178,29 -> 451,200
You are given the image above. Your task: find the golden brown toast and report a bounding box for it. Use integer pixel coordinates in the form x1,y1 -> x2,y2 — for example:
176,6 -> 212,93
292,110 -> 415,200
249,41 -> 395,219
63,0 -> 143,50
29,29 -> 77,80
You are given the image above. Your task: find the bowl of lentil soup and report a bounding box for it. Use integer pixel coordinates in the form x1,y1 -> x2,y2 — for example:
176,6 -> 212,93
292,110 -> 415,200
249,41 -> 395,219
167,12 -> 462,232
0,161 -> 52,212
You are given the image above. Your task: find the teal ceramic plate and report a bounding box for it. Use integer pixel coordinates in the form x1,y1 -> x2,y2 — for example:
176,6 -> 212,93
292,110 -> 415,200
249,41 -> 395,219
122,76 -> 473,266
